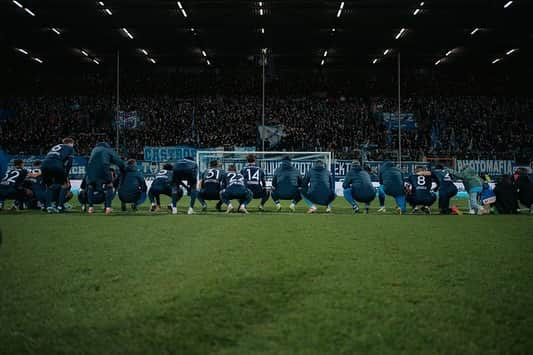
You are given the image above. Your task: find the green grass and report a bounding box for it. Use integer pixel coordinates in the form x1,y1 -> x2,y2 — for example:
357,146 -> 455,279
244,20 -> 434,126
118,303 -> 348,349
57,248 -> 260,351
1,198 -> 532,354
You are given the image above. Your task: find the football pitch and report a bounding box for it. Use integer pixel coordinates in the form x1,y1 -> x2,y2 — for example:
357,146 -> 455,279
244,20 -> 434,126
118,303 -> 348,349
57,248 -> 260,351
1,199 -> 532,354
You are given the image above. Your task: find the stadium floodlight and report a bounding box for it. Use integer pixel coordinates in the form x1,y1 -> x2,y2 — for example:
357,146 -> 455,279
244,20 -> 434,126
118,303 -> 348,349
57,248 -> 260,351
260,27 -> 265,34
323,50 -> 328,57
384,49 -> 390,55
104,8 -> 112,15
177,2 -> 187,17
372,58 -> 378,64
24,7 -> 35,16
98,1 -> 105,6
140,49 -> 148,55
93,58 -> 100,64
121,28 -> 134,39
81,50 -> 89,56
331,28 -> 336,32
201,50 -> 207,57
15,48 -> 29,55
259,1 -> 263,6
420,1 -> 425,5
492,58 -> 502,64
503,1 -> 513,8
259,8 -> 264,15
506,48 -> 518,55
12,0 -> 23,9
51,28 -> 61,35
320,59 -> 325,66
148,57 -> 156,64
445,49 -> 453,56
435,59 -> 442,65
470,27 -> 480,35
206,59 -> 211,65
32,57 -> 43,64
196,151 -> 333,182
413,9 -> 421,15
395,28 -> 406,39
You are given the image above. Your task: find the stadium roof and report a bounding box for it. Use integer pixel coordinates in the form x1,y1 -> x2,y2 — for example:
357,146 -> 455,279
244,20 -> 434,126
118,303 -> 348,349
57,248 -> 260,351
0,0 -> 531,69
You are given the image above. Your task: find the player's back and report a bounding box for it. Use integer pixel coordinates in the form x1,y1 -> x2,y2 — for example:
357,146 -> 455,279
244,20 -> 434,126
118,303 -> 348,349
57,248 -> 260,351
273,160 -> 300,195
345,166 -> 373,194
152,169 -> 173,188
305,164 -> 332,195
241,164 -> 265,191
408,174 -> 433,196
380,161 -> 404,196
44,144 -> 74,163
224,171 -> 246,190
87,143 -> 124,183
1,167 -> 28,189
202,168 -> 224,192
119,165 -> 146,195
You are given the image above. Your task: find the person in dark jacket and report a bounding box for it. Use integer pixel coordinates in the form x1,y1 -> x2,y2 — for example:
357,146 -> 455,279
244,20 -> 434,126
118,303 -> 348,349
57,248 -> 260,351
343,161 -> 375,213
378,160 -> 406,214
118,159 -> 147,211
301,160 -> 336,213
271,156 -> 302,212
86,142 -> 126,214
516,171 -> 533,213
494,175 -> 519,214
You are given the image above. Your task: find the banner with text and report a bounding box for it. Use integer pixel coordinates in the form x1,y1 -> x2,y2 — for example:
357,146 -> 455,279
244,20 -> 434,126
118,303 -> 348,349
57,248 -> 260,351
456,160 -> 515,175
143,146 -> 198,162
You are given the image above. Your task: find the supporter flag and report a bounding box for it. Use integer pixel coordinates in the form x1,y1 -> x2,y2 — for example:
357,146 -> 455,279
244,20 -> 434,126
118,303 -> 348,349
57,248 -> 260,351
114,111 -> 143,129
257,125 -> 285,148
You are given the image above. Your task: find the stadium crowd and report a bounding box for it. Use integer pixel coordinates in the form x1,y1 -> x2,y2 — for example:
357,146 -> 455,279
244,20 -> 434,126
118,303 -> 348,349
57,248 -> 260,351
1,94 -> 532,162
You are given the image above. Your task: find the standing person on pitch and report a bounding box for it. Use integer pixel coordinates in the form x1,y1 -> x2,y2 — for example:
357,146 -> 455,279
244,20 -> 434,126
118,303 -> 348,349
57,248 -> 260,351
41,138 -> 76,213
86,142 -> 126,215
171,157 -> 198,215
378,160 -> 406,214
241,154 -> 269,211
118,159 -> 147,211
271,156 -> 302,212
452,167 -> 483,215
343,161 -> 375,214
148,163 -> 175,212
301,160 -> 336,213
220,164 -> 252,214
197,160 -> 225,212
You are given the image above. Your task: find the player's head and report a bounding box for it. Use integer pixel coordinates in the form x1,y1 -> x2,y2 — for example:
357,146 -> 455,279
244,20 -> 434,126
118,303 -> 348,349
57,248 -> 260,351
163,163 -> 173,170
246,154 -> 256,164
96,142 -> 111,148
415,166 -> 426,173
13,159 -> 24,168
227,164 -> 237,172
32,160 -> 42,168
351,160 -> 360,167
62,137 -> 75,147
209,160 -> 219,168
435,164 -> 444,170
315,160 -> 324,168
127,159 -> 136,166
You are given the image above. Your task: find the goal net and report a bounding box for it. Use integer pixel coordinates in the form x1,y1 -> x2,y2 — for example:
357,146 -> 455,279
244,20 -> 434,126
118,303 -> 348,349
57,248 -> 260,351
196,151 -> 332,180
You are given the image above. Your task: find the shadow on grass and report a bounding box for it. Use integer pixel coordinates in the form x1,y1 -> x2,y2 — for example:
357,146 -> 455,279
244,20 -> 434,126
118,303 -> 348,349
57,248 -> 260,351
25,269 -> 323,354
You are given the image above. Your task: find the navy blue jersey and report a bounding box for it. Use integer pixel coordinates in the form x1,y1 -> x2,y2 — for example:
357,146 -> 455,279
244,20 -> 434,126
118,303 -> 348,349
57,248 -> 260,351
223,171 -> 246,188
201,168 -> 224,191
1,168 -> 29,189
25,168 -> 44,189
431,169 -> 452,185
152,169 -> 173,188
45,144 -> 76,172
241,165 -> 266,188
407,174 -> 434,194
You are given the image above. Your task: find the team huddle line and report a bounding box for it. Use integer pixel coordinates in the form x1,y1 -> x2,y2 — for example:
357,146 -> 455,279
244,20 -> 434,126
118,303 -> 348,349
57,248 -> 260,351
1,138 -> 533,215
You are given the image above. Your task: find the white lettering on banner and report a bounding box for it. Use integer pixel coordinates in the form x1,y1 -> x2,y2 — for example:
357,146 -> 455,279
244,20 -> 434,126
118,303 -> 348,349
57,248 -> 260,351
456,160 -> 514,175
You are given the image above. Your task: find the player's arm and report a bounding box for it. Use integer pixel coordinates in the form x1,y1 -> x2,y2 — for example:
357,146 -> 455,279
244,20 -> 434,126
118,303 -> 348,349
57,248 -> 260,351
302,171 -> 310,187
110,150 -> 126,173
329,173 -> 335,193
64,156 -> 73,173
271,173 -> 277,190
260,169 -> 267,188
432,173 -> 440,191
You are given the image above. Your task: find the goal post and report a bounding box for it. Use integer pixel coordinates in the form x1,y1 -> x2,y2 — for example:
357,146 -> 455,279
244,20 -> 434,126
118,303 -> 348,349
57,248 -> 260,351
195,151 -> 332,180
